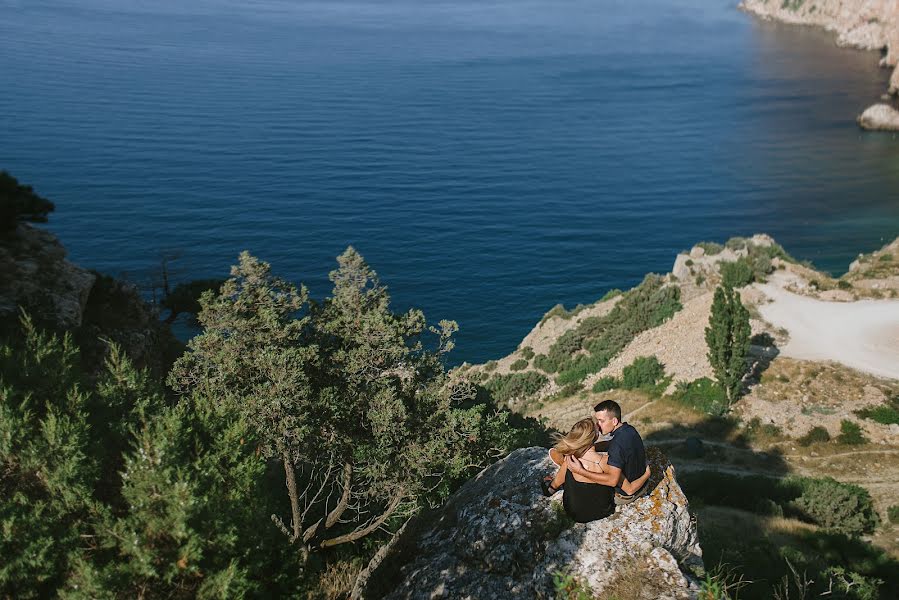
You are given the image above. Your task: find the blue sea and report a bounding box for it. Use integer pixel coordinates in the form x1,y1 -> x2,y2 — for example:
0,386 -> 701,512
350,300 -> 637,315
2,0 -> 898,364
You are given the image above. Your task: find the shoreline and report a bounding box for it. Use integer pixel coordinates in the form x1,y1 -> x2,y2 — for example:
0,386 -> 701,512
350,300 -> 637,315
739,0 -> 899,130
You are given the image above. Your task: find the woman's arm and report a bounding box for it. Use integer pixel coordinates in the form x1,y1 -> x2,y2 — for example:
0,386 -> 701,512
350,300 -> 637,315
550,462 -> 567,490
620,464 -> 651,495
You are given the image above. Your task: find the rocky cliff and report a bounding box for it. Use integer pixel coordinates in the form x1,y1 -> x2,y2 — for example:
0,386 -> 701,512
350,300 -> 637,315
0,224 -> 180,374
354,446 -> 703,600
741,0 -> 899,129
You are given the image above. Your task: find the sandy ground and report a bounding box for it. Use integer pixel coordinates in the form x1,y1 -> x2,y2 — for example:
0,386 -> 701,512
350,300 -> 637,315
757,281 -> 899,380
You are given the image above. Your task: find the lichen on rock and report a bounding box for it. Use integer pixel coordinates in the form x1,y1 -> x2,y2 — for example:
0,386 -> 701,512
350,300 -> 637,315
354,446 -> 703,600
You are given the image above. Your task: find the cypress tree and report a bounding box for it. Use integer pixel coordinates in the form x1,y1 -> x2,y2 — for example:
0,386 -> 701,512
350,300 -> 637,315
704,284 -> 751,405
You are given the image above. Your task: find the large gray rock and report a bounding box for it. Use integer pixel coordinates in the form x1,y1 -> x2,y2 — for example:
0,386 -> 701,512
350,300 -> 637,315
0,224 -> 96,328
858,104 -> 899,131
355,446 -> 703,600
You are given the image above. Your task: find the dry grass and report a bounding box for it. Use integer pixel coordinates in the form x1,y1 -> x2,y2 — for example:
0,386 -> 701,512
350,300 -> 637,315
313,559 -> 363,600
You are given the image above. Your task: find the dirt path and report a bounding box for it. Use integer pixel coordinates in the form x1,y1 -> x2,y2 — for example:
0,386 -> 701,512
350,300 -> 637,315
756,279 -> 899,380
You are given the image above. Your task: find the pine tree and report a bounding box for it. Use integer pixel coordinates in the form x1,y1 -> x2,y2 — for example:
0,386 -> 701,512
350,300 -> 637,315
704,284 -> 751,405
167,248 -> 527,562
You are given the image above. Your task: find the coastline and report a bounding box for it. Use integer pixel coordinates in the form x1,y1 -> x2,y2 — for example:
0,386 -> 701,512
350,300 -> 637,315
740,0 -> 899,129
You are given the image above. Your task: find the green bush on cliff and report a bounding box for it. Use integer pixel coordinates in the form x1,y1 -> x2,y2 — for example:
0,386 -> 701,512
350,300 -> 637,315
541,275 -> 681,386
719,259 -> 754,288
484,371 -> 548,404
681,472 -> 878,536
790,477 -> 879,537
510,358 -> 528,371
621,356 -> 667,391
0,171 -> 55,232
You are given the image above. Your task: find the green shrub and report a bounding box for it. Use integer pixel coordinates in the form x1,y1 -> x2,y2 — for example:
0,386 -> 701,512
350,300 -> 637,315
821,566 -> 881,600
519,346 -> 535,360
540,302 -> 590,324
672,378 -> 728,415
681,472 -> 878,536
545,275 -> 681,385
879,254 -> 893,262
484,371 -> 548,405
557,382 -> 584,398
592,376 -> 620,393
837,420 -> 868,445
599,288 -> 623,302
698,241 -> 724,255
552,570 -> 594,600
888,505 -> 899,524
797,426 -> 830,446
509,358 -> 528,372
533,353 -> 559,373
837,280 -> 853,290
685,259 -> 694,267
743,417 -> 782,441
719,259 -> 754,288
855,396 -> 899,425
484,360 -> 498,372
790,478 -> 879,536
621,356 -> 666,391
725,236 -> 748,251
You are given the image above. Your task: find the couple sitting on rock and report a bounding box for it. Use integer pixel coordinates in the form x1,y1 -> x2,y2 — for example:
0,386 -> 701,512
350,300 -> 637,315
542,400 -> 651,522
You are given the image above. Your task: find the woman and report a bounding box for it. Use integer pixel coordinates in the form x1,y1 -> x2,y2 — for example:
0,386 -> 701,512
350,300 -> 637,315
543,418 -> 651,522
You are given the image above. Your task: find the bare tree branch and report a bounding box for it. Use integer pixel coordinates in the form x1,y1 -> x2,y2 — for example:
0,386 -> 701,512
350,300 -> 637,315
319,491 -> 405,548
325,462 -> 352,529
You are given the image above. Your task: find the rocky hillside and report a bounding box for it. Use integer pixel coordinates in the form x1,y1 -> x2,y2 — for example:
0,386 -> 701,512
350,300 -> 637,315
0,224 -> 181,374
740,0 -> 899,130
354,447 -> 702,600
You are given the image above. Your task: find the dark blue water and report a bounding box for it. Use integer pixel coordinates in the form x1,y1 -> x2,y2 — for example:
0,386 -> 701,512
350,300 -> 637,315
2,0 -> 898,364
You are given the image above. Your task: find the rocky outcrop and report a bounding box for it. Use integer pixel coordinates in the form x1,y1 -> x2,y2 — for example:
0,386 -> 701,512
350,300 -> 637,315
0,224 -> 181,375
355,447 -> 703,600
858,102 -> 899,129
0,224 -> 96,328
740,0 -> 899,124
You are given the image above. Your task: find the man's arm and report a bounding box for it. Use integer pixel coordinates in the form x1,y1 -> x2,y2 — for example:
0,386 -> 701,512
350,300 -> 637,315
565,455 -> 623,487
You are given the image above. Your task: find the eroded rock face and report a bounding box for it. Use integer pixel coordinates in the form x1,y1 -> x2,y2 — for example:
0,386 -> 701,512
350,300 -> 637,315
355,447 -> 702,600
0,224 -> 96,328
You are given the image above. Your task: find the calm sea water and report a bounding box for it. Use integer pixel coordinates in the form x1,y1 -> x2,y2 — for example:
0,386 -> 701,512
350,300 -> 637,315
2,0 -> 898,364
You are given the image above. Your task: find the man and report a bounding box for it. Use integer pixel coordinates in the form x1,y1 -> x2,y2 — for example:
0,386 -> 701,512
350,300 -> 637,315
565,399 -> 650,505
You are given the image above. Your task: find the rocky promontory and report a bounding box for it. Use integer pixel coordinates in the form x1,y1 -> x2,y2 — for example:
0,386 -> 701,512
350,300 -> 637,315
354,446 -> 703,600
740,0 -> 899,124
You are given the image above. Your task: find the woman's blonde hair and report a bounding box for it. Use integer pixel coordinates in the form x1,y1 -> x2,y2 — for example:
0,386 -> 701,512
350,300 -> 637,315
552,418 -> 597,458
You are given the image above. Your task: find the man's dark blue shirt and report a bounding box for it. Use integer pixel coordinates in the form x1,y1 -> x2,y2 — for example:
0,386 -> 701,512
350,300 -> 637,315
606,422 -> 647,494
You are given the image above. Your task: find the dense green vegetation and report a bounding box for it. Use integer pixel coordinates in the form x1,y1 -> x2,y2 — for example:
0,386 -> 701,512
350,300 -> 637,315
483,371 -> 548,405
0,170 -> 55,232
1,249 -> 542,598
533,275 -> 681,386
684,472 -> 894,599
856,394 -> 899,425
589,356 -> 669,397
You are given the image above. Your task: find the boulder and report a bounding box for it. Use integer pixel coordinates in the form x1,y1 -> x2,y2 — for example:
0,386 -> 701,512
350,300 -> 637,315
355,446 -> 703,600
858,104 -> 899,131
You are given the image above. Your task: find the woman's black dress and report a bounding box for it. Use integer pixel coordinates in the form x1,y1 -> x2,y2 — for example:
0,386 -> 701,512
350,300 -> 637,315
562,468 -> 614,523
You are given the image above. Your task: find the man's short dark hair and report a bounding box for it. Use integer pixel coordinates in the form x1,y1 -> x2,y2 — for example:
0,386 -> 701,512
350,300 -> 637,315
593,399 -> 622,421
